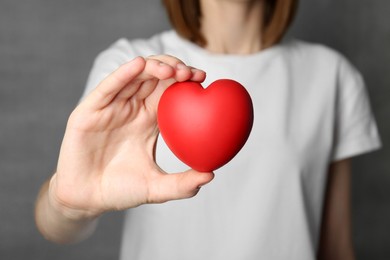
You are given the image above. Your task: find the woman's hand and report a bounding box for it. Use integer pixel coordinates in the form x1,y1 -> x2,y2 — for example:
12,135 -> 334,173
50,55 -> 214,220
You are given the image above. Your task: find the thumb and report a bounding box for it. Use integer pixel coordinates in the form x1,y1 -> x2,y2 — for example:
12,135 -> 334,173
149,170 -> 215,203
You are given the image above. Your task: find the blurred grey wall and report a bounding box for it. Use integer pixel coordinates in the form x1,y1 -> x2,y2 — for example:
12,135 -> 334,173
0,0 -> 388,259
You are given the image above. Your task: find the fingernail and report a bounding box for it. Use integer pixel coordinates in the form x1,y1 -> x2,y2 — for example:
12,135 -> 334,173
176,63 -> 187,70
191,68 -> 205,74
133,56 -> 143,61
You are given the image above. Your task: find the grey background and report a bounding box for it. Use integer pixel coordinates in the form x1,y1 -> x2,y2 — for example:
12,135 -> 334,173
0,0 -> 388,259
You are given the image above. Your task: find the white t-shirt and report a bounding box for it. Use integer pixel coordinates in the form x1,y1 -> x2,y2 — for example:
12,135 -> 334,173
83,31 -> 381,260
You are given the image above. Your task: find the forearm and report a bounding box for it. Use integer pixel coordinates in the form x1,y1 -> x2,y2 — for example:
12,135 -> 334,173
34,178 -> 98,244
317,159 -> 355,260
317,235 -> 355,260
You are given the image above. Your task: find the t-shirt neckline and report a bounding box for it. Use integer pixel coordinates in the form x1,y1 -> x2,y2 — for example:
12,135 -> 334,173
167,30 -> 286,62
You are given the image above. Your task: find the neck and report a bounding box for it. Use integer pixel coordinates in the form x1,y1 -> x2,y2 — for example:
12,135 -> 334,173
200,0 -> 264,55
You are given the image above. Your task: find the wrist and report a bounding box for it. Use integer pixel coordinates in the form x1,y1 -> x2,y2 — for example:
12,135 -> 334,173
35,177 -> 99,244
48,173 -> 102,221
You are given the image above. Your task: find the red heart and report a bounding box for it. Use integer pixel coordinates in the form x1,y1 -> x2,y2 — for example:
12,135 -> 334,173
157,79 -> 254,172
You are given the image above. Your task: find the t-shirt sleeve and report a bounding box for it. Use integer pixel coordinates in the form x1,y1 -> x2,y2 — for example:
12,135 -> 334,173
330,56 -> 382,162
79,39 -> 134,102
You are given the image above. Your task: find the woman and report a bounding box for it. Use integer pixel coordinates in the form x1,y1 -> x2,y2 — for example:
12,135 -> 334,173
35,0 -> 381,259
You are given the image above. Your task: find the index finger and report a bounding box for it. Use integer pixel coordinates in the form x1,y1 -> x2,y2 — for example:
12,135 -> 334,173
82,56 -> 146,110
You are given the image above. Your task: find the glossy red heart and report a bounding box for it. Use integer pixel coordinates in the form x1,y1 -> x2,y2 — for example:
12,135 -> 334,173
157,79 -> 254,172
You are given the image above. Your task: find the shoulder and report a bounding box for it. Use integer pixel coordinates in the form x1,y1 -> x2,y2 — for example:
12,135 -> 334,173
82,31 -> 177,97
280,39 -> 361,80
95,30 -> 176,63
282,39 -> 342,63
